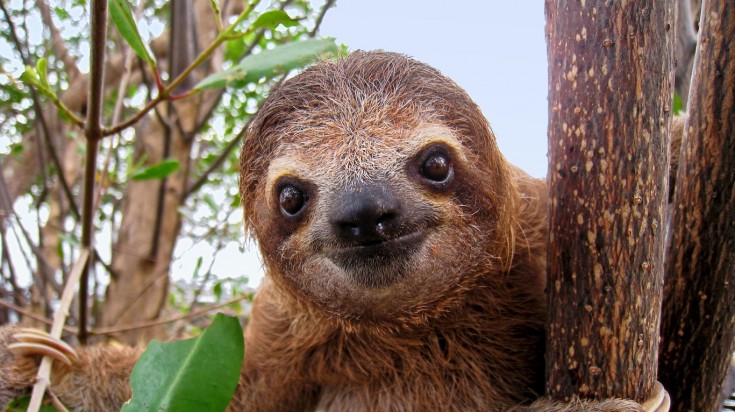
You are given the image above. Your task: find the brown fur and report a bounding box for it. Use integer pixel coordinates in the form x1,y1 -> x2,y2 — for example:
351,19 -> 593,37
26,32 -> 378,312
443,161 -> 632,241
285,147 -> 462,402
0,51 -> 651,411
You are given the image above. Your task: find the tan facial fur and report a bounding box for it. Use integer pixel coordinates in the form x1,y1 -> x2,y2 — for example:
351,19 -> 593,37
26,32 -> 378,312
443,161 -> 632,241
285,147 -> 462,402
241,52 -> 518,329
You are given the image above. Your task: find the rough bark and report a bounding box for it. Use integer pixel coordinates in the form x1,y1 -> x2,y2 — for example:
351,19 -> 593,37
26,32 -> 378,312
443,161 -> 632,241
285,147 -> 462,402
658,1 -> 735,411
545,0 -> 674,402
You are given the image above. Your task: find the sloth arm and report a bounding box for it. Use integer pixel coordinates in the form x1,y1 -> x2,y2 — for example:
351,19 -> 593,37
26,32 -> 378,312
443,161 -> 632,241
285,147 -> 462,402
0,325 -> 141,411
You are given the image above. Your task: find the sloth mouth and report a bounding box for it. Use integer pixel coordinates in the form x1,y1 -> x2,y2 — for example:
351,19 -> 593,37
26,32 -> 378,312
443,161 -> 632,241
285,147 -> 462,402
328,230 -> 427,285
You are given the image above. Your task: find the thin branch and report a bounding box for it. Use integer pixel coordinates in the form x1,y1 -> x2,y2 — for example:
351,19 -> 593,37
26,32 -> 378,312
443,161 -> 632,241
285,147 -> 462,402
92,294 -> 250,336
78,0 -> 108,345
310,0 -> 335,37
0,225 -> 27,308
0,300 -> 75,332
0,165 -> 62,294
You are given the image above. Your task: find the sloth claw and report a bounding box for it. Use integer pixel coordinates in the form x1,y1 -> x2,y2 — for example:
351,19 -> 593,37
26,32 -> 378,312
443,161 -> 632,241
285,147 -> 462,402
8,328 -> 79,366
641,381 -> 670,412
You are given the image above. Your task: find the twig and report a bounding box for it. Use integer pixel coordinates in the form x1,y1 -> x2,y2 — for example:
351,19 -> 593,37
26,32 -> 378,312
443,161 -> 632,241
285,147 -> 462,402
28,248 -> 90,412
310,0 -> 335,37
0,162 -> 62,294
0,300 -> 76,333
0,227 -> 27,308
92,294 -> 249,335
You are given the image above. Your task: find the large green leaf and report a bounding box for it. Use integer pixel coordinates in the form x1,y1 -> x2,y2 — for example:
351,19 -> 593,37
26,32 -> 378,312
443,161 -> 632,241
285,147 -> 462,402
109,0 -> 155,64
130,158 -> 180,180
194,38 -> 339,91
121,313 -> 244,412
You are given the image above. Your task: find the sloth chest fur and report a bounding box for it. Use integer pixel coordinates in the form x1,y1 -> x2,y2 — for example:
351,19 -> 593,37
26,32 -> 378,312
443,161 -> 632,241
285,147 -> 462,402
300,315 -> 544,411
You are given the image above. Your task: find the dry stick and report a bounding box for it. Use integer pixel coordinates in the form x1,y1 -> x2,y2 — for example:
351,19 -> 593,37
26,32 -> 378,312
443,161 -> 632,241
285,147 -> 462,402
27,248 -> 90,412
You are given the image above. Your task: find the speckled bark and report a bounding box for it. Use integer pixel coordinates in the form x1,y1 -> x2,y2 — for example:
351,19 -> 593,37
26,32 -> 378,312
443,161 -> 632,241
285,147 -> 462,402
545,0 -> 674,403
658,1 -> 735,411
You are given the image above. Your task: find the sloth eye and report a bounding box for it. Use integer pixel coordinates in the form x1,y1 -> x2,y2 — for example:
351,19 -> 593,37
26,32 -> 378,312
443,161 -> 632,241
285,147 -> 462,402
420,153 -> 451,182
279,185 -> 307,217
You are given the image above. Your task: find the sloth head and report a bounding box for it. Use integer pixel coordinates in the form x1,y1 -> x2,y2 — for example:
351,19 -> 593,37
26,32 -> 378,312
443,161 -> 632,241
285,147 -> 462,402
240,51 -> 518,327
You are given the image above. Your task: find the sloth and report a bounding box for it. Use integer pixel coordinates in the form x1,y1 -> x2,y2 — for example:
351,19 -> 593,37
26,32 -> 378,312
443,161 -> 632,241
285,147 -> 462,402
0,51 -> 668,411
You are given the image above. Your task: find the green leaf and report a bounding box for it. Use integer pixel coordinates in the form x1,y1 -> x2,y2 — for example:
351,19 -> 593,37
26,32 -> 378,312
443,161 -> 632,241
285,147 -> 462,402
194,38 -> 339,91
251,10 -> 298,30
122,314 -> 244,412
9,142 -> 24,158
54,6 -> 69,19
20,66 -> 42,90
203,194 -> 218,212
213,281 -> 223,301
36,58 -> 50,89
109,0 -> 155,64
230,193 -> 241,208
130,159 -> 180,180
192,256 -> 203,279
6,395 -> 58,411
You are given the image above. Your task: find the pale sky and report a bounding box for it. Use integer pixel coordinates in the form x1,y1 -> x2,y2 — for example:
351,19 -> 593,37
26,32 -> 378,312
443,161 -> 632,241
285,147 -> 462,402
319,1 -> 549,178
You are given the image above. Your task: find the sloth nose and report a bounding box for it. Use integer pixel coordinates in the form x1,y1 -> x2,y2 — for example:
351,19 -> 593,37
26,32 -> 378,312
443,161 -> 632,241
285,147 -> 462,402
330,183 -> 402,244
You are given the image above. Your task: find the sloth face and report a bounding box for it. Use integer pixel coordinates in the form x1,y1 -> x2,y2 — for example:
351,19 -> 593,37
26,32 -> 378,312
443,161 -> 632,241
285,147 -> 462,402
240,51 -> 513,324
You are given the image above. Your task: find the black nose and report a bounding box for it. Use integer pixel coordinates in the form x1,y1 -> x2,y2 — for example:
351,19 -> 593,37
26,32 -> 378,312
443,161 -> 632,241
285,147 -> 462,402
330,183 -> 402,244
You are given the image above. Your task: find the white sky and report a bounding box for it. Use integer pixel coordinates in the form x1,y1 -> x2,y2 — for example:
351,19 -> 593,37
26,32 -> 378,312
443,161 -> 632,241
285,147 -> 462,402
319,1 -> 549,178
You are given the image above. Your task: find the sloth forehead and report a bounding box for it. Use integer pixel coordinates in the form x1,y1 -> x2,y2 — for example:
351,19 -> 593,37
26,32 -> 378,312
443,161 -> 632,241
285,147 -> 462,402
265,123 -> 466,186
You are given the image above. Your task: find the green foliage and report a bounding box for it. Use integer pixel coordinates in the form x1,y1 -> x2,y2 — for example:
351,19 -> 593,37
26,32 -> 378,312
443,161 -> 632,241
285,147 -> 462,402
130,158 -> 181,180
122,314 -> 244,412
194,38 -> 339,91
673,92 -> 685,115
20,59 -> 53,99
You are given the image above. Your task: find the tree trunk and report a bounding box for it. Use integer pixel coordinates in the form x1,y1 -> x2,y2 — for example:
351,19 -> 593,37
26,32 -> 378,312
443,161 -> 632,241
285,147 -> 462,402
658,1 -> 735,411
545,0 -> 674,402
